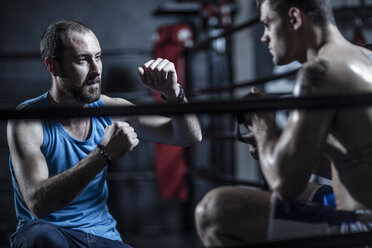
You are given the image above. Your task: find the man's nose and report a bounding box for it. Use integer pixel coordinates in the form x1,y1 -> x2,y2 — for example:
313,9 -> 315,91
260,29 -> 270,44
261,33 -> 269,43
89,59 -> 101,76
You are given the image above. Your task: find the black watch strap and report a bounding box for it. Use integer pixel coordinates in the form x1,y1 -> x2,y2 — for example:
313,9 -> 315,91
161,84 -> 185,103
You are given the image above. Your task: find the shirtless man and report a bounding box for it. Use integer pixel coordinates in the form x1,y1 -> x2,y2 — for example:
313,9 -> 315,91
7,20 -> 202,248
195,0 -> 372,246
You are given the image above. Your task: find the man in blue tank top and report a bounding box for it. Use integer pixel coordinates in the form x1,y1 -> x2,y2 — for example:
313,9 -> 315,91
7,20 -> 202,248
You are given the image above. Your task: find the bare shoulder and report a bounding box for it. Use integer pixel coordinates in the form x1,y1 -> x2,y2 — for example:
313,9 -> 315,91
7,105 -> 43,148
100,94 -> 136,122
359,45 -> 372,55
100,94 -> 134,107
293,58 -> 331,96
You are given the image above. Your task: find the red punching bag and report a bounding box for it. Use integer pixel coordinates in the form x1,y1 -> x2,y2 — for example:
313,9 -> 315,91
153,23 -> 193,200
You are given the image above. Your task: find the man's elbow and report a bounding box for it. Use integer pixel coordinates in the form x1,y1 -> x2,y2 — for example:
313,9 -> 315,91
272,180 -> 305,200
28,200 -> 49,219
180,132 -> 203,146
195,132 -> 203,143
25,194 -> 51,219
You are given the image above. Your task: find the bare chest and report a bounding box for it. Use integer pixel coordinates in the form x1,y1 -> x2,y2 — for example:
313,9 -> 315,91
61,118 -> 92,141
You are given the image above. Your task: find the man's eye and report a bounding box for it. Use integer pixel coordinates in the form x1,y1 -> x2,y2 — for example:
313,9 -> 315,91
76,58 -> 87,63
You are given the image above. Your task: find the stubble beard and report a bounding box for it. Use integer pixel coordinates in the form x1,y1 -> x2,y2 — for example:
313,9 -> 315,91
61,77 -> 101,104
272,50 -> 290,66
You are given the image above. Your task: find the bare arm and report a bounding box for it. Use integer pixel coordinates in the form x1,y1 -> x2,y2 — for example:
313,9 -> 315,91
7,118 -> 108,218
249,60 -> 335,199
8,112 -> 138,218
103,58 -> 202,146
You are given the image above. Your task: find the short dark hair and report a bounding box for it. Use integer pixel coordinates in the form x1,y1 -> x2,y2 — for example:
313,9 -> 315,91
40,20 -> 92,60
256,0 -> 335,26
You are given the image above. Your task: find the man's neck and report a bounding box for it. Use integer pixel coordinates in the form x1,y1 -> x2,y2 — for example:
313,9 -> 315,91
306,24 -> 346,61
48,87 -> 89,108
60,116 -> 92,141
47,89 -> 91,128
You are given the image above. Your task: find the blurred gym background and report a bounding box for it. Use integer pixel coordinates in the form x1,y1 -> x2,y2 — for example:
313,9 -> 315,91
1,0 -> 372,247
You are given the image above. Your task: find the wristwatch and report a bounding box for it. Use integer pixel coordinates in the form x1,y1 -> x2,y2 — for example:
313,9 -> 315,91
162,84 -> 185,104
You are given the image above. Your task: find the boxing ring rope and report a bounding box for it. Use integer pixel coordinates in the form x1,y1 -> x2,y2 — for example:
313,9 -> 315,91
187,16 -> 260,52
6,92 -> 372,120
0,48 -> 153,61
187,5 -> 372,54
1,5 -> 369,62
184,4 -> 372,97
189,69 -> 298,96
187,168 -> 264,188
5,93 -> 372,248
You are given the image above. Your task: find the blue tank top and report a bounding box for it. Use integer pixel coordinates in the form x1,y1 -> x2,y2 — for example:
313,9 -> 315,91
9,92 -> 122,241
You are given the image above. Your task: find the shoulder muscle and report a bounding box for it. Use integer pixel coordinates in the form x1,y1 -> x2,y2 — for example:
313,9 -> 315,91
100,94 -> 134,107
294,59 -> 330,97
7,118 -> 44,154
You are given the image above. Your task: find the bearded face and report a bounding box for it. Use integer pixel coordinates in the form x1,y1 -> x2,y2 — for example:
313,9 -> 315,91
56,30 -> 103,104
60,74 -> 101,103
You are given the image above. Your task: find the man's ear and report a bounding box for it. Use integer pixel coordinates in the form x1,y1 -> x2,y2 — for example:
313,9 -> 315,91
44,57 -> 59,76
288,7 -> 302,30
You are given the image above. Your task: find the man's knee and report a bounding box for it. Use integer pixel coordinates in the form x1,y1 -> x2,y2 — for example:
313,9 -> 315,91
196,187 -> 227,222
195,187 -> 224,245
195,187 -> 271,246
12,220 -> 68,248
195,186 -> 262,225
195,187 -> 241,241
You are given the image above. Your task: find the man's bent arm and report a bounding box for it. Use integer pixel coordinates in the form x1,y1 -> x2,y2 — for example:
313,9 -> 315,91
134,58 -> 202,146
8,119 -> 109,218
102,94 -> 202,146
254,110 -> 333,199
251,62 -> 335,199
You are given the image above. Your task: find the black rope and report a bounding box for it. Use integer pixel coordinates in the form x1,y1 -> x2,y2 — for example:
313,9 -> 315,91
188,17 -> 260,52
0,48 -> 153,61
188,169 -> 264,188
5,92 -> 372,120
188,5 -> 372,53
2,6 -> 372,61
189,69 -> 298,95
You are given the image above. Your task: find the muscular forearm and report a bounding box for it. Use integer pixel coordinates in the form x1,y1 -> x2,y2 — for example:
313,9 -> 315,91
170,111 -> 202,146
256,127 -> 310,199
27,148 -> 107,218
256,128 -> 282,190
